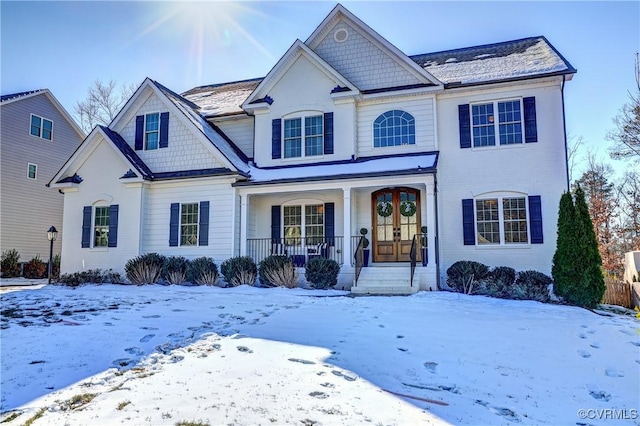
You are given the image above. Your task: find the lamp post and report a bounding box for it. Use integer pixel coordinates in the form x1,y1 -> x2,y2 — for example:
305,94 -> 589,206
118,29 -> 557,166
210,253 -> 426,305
47,226 -> 58,284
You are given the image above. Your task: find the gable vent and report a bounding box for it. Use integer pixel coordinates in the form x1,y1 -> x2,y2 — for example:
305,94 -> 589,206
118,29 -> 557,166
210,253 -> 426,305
334,28 -> 348,43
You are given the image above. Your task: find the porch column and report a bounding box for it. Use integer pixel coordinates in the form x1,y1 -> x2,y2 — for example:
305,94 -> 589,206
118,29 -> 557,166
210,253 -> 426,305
240,193 -> 248,256
343,187 -> 352,266
426,180 -> 436,267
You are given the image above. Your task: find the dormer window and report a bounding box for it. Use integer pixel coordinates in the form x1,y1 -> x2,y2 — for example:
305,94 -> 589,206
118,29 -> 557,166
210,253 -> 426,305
135,112 -> 169,151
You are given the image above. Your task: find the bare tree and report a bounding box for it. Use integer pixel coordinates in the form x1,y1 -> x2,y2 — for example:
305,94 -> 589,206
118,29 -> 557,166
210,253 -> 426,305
74,79 -> 137,133
567,133 -> 585,184
607,53 -> 640,163
615,170 -> 640,253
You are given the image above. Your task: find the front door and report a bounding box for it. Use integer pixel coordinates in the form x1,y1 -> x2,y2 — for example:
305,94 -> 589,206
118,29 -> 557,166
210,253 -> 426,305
372,188 -> 421,262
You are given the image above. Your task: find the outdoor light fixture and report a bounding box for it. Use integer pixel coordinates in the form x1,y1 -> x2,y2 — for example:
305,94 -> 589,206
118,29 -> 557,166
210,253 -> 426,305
47,226 -> 58,284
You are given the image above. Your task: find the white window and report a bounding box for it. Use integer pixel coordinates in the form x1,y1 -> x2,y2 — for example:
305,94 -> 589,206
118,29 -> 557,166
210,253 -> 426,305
94,206 -> 110,247
283,204 -> 324,245
283,115 -> 323,158
476,197 -> 528,245
471,99 -> 523,147
373,110 -> 416,147
30,114 -> 53,140
27,163 -> 37,180
145,113 -> 159,150
180,203 -> 199,246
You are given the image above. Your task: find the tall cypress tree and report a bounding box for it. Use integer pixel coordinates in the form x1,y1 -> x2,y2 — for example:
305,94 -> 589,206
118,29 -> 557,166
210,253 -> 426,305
552,192 -> 579,298
573,186 -> 606,308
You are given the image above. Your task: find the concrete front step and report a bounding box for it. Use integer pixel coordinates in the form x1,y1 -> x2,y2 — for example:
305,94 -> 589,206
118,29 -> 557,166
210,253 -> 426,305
352,265 -> 420,295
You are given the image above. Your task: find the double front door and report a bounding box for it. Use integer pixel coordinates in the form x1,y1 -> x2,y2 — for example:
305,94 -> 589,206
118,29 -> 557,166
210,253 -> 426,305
372,188 -> 421,262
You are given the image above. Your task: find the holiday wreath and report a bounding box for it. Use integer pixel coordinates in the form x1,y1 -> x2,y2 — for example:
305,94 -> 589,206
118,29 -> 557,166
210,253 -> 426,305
377,201 -> 393,217
400,200 -> 417,217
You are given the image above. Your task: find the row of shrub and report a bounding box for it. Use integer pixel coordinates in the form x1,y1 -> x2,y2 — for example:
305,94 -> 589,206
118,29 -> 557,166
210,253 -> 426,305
446,260 -> 553,302
1,249 -> 60,279
99,253 -> 341,290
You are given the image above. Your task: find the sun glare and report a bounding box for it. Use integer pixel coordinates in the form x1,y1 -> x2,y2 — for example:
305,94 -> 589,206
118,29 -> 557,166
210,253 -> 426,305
127,1 -> 274,85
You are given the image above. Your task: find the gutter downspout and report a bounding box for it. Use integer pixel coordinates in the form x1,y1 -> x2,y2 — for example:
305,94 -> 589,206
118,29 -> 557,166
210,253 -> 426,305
561,75 -> 570,191
434,173 -> 441,290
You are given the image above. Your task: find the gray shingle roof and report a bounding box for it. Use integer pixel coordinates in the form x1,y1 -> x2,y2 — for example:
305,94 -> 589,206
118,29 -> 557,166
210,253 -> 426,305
182,36 -> 575,118
410,36 -> 576,87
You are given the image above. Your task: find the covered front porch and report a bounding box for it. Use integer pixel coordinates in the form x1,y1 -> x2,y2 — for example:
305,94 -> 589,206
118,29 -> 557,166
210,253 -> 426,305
234,173 -> 438,293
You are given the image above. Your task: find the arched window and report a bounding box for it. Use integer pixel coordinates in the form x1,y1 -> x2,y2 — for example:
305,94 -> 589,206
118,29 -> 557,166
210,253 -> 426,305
373,110 -> 415,148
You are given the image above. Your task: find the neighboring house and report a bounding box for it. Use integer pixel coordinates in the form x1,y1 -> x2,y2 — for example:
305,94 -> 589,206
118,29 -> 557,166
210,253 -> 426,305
1,89 -> 85,264
49,5 -> 576,294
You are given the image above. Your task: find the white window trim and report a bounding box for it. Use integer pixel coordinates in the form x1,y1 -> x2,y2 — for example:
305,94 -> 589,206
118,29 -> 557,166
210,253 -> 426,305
179,202 -> 199,247
29,114 -> 53,140
474,194 -> 530,248
282,113 -> 324,160
469,98 -> 524,150
371,109 -> 417,149
281,202 -> 325,244
27,163 -> 37,180
144,112 -> 161,151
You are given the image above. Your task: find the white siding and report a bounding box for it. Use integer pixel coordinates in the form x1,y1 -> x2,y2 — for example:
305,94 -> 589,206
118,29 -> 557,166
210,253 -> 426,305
118,91 -> 225,172
436,80 -> 568,281
60,139 -> 143,275
313,20 -> 421,91
214,117 -> 254,159
141,178 -> 236,263
356,96 -> 436,157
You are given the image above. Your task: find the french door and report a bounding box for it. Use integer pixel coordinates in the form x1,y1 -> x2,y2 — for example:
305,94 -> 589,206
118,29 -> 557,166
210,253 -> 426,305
372,188 -> 421,262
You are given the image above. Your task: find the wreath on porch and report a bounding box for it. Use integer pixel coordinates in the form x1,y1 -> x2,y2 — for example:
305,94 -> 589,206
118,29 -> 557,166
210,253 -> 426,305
400,200 -> 417,217
377,201 -> 393,218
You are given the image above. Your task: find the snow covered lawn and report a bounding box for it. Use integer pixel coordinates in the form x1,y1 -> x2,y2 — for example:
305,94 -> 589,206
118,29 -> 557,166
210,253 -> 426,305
1,284 -> 638,425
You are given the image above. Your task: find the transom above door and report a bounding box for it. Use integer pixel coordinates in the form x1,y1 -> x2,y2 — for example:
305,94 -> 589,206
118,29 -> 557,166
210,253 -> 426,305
372,188 -> 421,262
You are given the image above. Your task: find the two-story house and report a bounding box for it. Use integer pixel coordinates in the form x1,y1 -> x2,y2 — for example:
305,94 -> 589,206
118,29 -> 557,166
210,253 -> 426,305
49,5 -> 575,293
1,89 -> 85,265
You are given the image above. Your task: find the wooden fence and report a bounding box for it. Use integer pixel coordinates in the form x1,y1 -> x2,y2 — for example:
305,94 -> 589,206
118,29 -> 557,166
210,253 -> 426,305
601,278 -> 633,308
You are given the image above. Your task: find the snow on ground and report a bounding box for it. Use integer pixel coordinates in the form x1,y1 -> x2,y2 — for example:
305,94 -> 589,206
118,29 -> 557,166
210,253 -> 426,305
1,284 -> 638,425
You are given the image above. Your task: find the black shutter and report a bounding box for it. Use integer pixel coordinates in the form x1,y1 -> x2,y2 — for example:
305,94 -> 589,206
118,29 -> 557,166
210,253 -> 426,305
159,112 -> 169,148
135,115 -> 144,150
272,119 -> 281,159
528,195 -> 543,244
82,206 -> 92,248
271,205 -> 281,243
458,104 -> 471,149
169,203 -> 180,247
108,204 -> 119,248
523,97 -> 538,143
324,202 -> 335,246
324,113 -> 334,155
462,199 -> 475,245
199,201 -> 209,246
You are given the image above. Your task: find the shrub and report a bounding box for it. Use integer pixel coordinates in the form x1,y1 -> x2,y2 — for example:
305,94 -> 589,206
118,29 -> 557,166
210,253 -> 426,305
163,256 -> 189,285
482,266 -> 516,298
52,254 -> 61,279
305,257 -> 340,289
57,269 -> 122,287
23,255 -> 46,279
446,260 -> 489,294
1,249 -> 21,278
258,255 -> 297,288
125,253 -> 165,285
220,256 -> 257,287
186,257 -> 219,285
512,270 -> 553,302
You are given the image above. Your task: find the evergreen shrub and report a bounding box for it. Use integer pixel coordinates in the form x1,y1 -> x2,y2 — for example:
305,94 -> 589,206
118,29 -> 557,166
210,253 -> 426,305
305,257 -> 340,289
446,260 -> 490,294
186,257 -> 219,285
482,266 -> 516,298
125,253 -> 165,285
1,249 -> 21,278
162,256 -> 189,284
23,255 -> 46,279
220,256 -> 257,287
58,269 -> 122,287
512,270 -> 553,302
258,255 -> 297,288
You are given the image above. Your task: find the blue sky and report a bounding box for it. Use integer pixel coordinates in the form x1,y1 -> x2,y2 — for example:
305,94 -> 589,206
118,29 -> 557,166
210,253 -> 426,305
2,1 -> 638,177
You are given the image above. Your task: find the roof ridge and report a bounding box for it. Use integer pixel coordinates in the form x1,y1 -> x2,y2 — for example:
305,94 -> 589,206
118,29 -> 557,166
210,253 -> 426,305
0,89 -> 47,103
408,36 -> 545,59
182,77 -> 264,94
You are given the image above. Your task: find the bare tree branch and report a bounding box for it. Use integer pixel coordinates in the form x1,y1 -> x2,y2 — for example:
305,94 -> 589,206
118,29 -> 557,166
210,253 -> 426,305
74,79 -> 137,133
